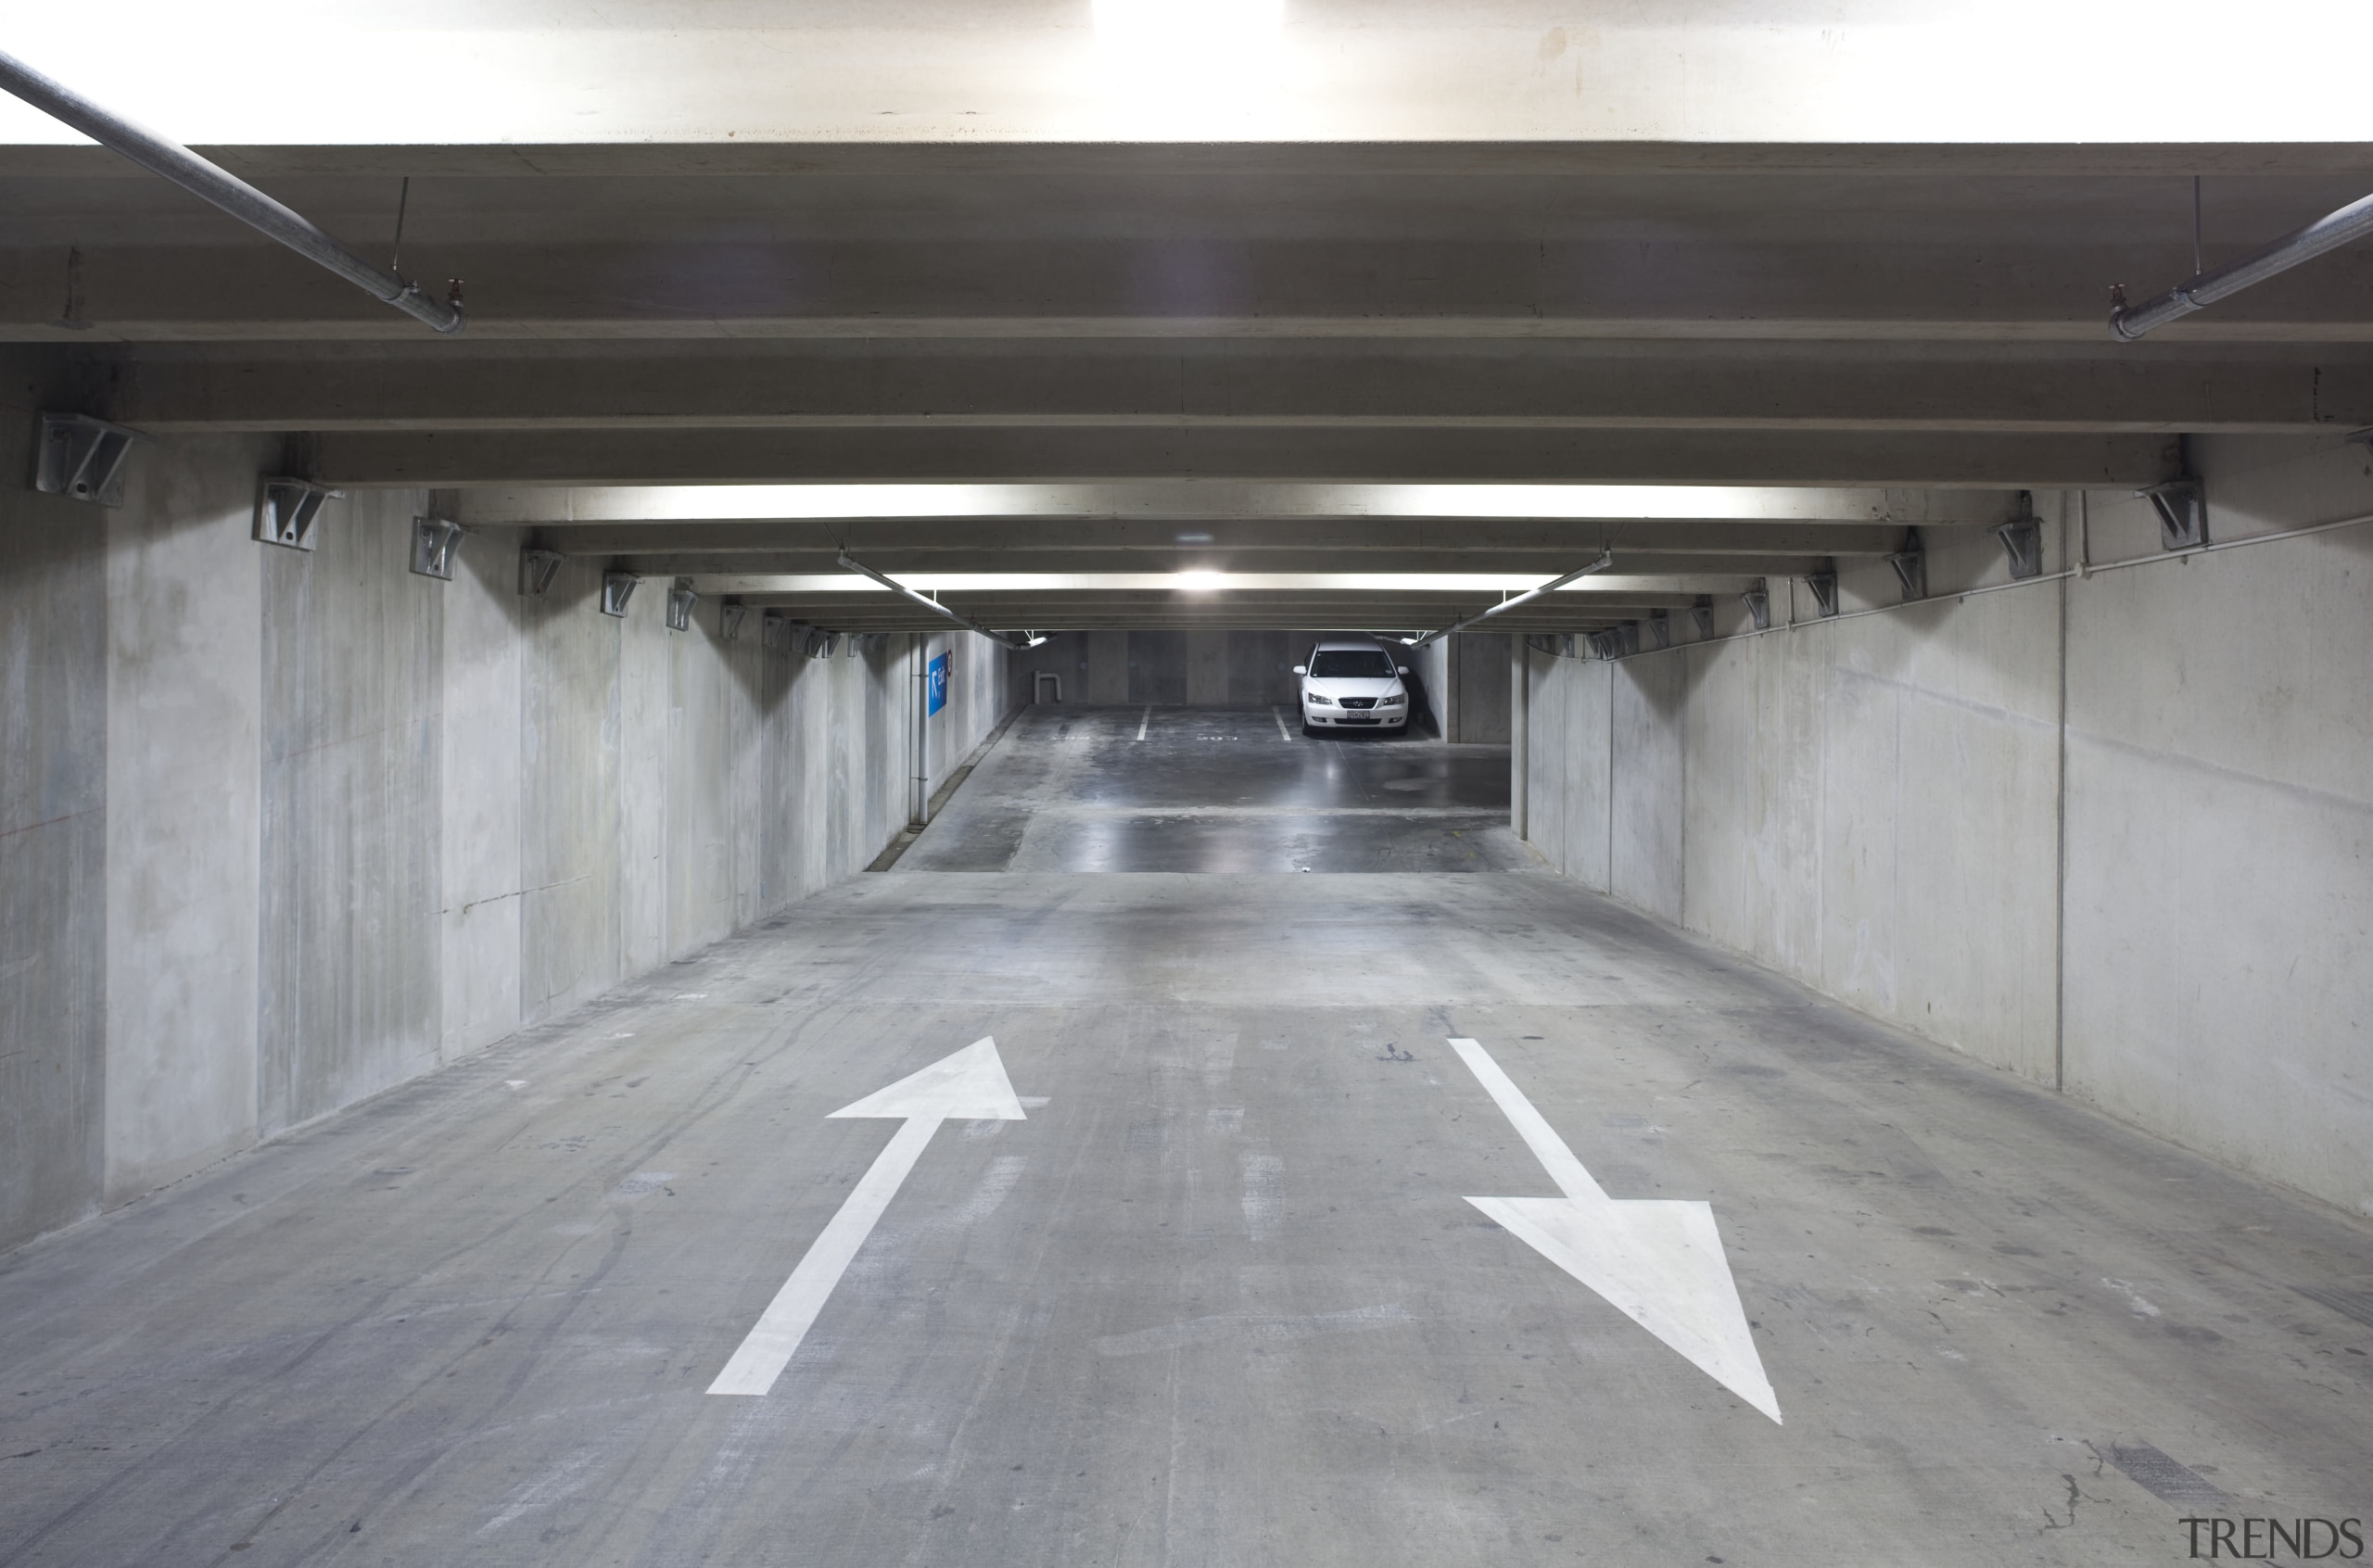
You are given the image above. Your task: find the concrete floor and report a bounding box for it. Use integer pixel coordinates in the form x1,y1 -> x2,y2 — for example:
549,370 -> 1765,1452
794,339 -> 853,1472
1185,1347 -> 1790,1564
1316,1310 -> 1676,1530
4,725 -> 2369,1568
897,704 -> 1536,873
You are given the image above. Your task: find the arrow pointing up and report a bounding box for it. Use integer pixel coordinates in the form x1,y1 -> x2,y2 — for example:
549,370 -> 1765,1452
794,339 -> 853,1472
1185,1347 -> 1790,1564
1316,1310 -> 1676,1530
708,1037 -> 1026,1397
1450,1038 -> 1781,1423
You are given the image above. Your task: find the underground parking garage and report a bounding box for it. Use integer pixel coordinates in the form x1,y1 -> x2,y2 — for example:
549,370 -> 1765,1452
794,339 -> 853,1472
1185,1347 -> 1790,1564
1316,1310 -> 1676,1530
3,7 -> 2373,1564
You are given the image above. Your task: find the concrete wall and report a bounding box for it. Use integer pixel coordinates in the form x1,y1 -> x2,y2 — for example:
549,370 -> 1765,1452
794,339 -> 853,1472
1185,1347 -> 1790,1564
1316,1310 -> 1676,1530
1015,629 -> 1324,710
1454,632 -> 1513,743
1518,439 -> 2373,1219
0,368 -> 108,1250
1405,633 -> 1508,743
1015,628 -> 1456,739
1015,630 -> 1433,716
0,422 -> 1009,1251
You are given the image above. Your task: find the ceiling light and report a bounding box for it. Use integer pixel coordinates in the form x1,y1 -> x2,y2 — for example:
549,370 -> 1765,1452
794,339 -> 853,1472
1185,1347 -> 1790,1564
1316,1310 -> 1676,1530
1092,0 -> 1283,132
1094,0 -> 1282,57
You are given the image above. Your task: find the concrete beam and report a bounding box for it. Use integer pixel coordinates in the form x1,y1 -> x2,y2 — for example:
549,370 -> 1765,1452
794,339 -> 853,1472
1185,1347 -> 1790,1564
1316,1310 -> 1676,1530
312,428 -> 2173,487
628,552 -> 1825,580
0,3 -> 2367,147
533,518 -> 1906,559
718,589 -> 1755,634
91,341 -> 2373,435
16,241 -> 2373,346
12,143 -> 2373,183
458,484 -> 1990,526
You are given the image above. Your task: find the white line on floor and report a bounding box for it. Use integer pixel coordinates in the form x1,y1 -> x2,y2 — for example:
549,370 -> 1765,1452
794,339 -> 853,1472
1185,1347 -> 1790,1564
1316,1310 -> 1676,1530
1136,706 -> 1151,740
1272,706 -> 1294,741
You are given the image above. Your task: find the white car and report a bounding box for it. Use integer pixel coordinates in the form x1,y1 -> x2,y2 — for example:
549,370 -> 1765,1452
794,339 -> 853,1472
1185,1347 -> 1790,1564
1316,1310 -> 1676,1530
1294,639 -> 1412,734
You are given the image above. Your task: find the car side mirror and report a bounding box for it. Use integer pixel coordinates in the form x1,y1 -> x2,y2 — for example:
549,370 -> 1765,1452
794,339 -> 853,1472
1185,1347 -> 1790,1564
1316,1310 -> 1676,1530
1292,664 -> 1307,676
1396,664 -> 1409,675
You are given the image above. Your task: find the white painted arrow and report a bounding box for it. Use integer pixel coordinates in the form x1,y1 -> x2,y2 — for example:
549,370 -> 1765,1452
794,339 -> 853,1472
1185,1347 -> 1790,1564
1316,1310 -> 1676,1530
1450,1037 -> 1781,1423
707,1036 -> 1026,1397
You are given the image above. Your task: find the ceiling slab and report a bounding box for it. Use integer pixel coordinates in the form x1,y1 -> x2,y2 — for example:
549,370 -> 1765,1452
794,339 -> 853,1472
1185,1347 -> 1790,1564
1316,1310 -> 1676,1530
519,518 -> 1910,559
312,427 -> 2174,488
88,340 -> 2373,435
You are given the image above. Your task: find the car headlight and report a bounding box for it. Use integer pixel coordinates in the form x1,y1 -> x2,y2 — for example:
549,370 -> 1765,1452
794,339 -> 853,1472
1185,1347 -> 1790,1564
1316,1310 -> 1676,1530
1379,694 -> 1405,705
1306,692 -> 1333,705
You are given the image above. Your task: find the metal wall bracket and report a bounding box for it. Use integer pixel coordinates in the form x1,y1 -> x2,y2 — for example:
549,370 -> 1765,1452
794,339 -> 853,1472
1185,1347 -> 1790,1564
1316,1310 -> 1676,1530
1691,595 -> 1715,640
761,611 -> 793,653
1742,578 -> 1770,631
2141,477 -> 2208,550
1618,621 -> 1643,656
1645,608 -> 1671,649
718,598 -> 749,641
666,579 -> 697,632
600,572 -> 638,617
802,627 -> 839,660
1996,506 -> 2046,579
1806,563 -> 1840,618
1587,629 -> 1622,660
254,477 -> 341,550
34,412 -> 146,506
410,517 -> 462,580
518,549 -> 562,597
1886,527 -> 1928,601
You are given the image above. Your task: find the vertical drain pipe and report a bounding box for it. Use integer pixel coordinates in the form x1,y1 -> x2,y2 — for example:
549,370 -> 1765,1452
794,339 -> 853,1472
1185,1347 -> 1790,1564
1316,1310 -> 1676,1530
910,632 -> 932,828
1510,639 -> 1530,840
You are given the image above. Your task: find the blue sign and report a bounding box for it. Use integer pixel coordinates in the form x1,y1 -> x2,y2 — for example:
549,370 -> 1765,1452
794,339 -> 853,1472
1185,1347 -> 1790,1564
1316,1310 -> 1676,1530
926,651 -> 950,715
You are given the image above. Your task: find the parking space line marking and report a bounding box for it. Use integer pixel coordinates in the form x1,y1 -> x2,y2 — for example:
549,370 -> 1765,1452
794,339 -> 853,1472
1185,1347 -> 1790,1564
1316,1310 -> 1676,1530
1272,706 -> 1293,741
1136,706 -> 1151,740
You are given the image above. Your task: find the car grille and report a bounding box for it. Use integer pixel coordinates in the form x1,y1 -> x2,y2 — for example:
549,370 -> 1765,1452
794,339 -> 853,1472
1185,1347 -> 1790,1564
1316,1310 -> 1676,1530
1339,696 -> 1377,709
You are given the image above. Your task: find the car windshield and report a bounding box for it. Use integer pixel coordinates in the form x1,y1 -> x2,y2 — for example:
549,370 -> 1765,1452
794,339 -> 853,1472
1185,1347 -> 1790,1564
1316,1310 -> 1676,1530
1309,650 -> 1396,679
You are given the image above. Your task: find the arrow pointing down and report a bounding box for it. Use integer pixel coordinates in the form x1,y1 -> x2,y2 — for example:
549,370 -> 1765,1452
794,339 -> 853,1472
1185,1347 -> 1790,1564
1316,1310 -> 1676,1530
708,1036 -> 1026,1397
1450,1037 -> 1781,1423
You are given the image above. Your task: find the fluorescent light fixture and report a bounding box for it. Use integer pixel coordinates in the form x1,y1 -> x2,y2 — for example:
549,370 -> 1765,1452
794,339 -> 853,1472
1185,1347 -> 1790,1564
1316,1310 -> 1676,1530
834,551 -> 1034,651
1093,0 -> 1283,74
1095,0 -> 1282,46
1405,552 -> 1616,650
1090,0 -> 1284,135
480,483 -> 1889,525
679,572 -> 1658,594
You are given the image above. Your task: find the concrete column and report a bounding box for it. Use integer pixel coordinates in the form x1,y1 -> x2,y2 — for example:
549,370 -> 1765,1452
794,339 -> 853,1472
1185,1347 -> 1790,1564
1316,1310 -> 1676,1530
1511,637 -> 1529,838
105,437 -> 268,1201
1443,634 -> 1460,743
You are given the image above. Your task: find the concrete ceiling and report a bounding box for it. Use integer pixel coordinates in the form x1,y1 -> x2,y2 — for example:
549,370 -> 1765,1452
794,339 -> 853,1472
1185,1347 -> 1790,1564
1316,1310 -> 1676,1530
6,9 -> 2371,633
5,2 -> 2371,145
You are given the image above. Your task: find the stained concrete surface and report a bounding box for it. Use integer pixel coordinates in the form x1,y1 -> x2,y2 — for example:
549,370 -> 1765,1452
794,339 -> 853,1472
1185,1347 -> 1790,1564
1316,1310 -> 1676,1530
1516,440 -> 2373,1222
3,866 -> 2369,1567
0,419 -> 1017,1256
895,704 -> 1534,873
